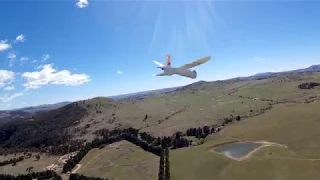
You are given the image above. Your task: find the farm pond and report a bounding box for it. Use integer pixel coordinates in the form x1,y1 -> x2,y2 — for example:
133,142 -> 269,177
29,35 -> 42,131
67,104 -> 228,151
214,142 -> 263,159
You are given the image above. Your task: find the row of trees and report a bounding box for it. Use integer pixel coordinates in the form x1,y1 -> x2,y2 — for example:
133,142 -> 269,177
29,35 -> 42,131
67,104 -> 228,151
95,128 -> 191,150
0,156 -> 24,167
158,147 -> 171,180
0,170 -> 61,180
184,115 -> 242,139
185,125 -> 221,139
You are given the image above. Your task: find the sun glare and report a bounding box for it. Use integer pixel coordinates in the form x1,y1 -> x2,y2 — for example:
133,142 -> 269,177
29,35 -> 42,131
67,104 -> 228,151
128,0 -> 219,56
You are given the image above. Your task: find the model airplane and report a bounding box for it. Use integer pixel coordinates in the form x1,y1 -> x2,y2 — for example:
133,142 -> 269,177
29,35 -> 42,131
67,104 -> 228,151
153,54 -> 211,79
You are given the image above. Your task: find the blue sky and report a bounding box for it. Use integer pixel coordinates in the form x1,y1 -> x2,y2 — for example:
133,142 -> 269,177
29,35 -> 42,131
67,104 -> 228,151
0,0 -> 320,110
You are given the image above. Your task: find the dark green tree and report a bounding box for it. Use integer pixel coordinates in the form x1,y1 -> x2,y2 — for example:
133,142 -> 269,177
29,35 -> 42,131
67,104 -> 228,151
165,147 -> 170,180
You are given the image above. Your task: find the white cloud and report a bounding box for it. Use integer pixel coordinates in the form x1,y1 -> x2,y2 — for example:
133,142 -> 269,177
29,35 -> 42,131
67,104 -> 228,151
32,60 -> 37,63
4,85 -> 15,91
0,40 -> 11,52
15,34 -> 26,43
22,64 -> 90,89
0,70 -> 15,88
41,54 -> 50,62
0,93 -> 24,102
255,57 -> 265,61
76,0 -> 89,8
116,70 -> 123,74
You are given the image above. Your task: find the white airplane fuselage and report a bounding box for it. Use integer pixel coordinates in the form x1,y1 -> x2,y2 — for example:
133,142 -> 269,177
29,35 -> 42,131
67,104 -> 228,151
159,67 -> 197,79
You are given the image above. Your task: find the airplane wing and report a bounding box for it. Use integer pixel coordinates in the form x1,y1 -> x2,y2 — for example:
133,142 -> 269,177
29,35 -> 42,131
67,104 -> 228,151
153,60 -> 164,67
155,72 -> 170,76
177,56 -> 211,69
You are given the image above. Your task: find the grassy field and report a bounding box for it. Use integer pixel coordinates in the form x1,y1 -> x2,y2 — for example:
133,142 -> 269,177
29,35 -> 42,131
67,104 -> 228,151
232,74 -> 320,102
170,100 -> 320,180
0,153 -> 59,175
75,140 -> 159,180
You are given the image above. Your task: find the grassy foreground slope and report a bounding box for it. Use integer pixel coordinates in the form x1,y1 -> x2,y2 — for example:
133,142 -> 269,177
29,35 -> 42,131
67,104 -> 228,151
170,101 -> 320,180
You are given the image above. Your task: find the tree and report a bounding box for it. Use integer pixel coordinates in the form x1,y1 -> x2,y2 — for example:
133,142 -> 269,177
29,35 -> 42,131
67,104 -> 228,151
158,148 -> 165,180
26,166 -> 34,173
35,154 -> 41,161
165,147 -> 170,180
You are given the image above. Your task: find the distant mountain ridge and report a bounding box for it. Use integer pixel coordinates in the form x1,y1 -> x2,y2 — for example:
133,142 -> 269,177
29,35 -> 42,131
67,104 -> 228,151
234,64 -> 320,81
0,101 -> 71,125
14,101 -> 71,112
108,86 -> 180,101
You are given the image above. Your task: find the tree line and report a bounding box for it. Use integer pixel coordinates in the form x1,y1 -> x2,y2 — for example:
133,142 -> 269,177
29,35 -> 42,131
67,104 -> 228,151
298,82 -> 320,89
0,156 -> 24,167
63,127 -> 191,174
184,115 -> 242,140
69,174 -> 111,180
0,170 -> 113,180
0,170 -> 61,180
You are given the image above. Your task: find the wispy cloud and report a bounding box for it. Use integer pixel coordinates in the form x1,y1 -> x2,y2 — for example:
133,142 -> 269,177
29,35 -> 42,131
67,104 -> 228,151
7,52 -> 16,66
41,54 -> 50,62
14,34 -> 26,43
20,57 -> 28,62
0,92 -> 24,102
255,57 -> 265,61
76,0 -> 89,8
7,52 -> 16,59
0,40 -> 11,52
20,56 -> 29,65
4,85 -> 15,91
116,70 -> 123,75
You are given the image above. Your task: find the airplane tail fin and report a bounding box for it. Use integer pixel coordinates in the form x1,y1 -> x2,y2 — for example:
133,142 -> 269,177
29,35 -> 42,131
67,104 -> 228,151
154,54 -> 172,68
166,54 -> 172,67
